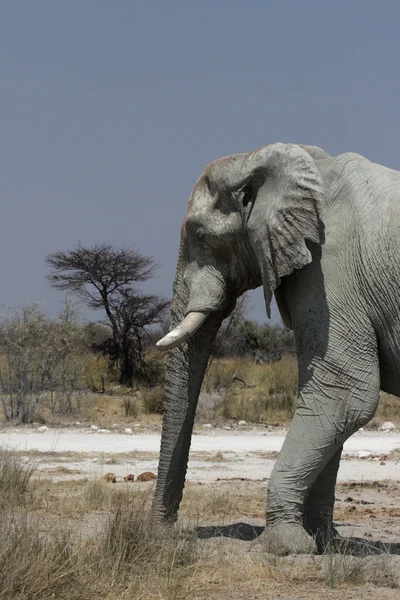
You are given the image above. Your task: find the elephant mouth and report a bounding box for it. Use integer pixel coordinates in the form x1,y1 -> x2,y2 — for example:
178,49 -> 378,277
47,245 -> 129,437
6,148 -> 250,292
156,311 -> 210,350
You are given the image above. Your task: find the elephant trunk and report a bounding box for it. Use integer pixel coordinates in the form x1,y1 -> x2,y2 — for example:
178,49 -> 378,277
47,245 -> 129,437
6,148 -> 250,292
153,252 -> 222,521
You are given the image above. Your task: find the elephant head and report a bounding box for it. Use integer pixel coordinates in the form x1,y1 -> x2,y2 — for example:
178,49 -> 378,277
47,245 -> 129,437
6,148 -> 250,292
154,143 -> 327,521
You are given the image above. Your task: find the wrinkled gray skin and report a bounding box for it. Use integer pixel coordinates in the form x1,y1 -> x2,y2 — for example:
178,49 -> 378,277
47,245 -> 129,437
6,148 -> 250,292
153,143 -> 400,555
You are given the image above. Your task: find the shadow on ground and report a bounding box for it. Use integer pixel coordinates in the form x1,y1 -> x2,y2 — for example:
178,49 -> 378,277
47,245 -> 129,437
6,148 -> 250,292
195,522 -> 263,541
195,522 -> 400,556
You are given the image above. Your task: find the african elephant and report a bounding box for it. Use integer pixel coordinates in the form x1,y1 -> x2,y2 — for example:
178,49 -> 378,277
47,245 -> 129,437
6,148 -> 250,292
154,142 -> 400,555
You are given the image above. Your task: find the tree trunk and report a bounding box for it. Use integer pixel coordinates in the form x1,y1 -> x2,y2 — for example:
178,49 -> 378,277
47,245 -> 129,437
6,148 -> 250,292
119,342 -> 134,386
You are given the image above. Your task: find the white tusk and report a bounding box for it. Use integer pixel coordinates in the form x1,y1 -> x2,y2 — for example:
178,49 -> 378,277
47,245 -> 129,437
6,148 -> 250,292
156,311 -> 209,350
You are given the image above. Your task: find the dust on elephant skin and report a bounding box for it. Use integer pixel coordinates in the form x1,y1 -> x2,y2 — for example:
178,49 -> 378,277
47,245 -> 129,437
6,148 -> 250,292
155,142 -> 400,555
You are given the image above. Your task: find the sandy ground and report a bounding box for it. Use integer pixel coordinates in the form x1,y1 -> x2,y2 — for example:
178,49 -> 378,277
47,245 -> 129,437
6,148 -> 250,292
0,426 -> 399,483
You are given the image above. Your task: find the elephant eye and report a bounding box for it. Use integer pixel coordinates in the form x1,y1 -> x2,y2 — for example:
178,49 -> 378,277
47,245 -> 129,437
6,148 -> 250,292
241,185 -> 253,207
196,228 -> 207,243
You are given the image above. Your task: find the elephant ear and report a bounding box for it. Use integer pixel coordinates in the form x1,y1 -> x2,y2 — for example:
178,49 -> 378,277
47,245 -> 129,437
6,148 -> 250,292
246,143 -> 324,318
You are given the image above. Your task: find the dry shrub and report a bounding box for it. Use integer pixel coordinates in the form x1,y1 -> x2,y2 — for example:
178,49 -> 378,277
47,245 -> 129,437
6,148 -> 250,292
123,395 -> 139,418
0,302 -> 87,422
83,353 -> 113,392
142,386 -> 164,414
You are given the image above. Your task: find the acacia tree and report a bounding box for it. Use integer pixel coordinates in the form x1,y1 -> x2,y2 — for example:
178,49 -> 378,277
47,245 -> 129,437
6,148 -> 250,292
46,243 -> 169,386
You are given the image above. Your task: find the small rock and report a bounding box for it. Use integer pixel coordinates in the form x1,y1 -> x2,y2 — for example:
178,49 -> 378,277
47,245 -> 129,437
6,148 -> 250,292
125,428 -> 133,435
38,425 -> 48,433
223,426 -> 232,430
123,474 -> 135,482
90,425 -> 99,431
379,421 -> 396,432
105,458 -> 112,464
97,429 -> 111,433
112,424 -> 119,428
92,458 -> 99,463
104,473 -> 116,483
137,471 -> 157,482
134,423 -> 141,428
238,420 -> 247,426
74,422 -> 81,426
203,423 -> 213,429
357,450 -> 372,459
380,461 -> 386,466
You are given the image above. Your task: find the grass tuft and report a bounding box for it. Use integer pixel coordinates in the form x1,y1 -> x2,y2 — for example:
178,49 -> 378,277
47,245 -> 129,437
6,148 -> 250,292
0,448 -> 36,506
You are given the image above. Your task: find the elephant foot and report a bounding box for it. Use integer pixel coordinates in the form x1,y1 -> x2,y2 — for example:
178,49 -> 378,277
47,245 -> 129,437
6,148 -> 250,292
256,523 -> 317,556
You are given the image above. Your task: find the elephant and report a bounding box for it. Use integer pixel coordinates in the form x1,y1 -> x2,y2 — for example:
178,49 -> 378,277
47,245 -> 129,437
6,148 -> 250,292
153,142 -> 400,555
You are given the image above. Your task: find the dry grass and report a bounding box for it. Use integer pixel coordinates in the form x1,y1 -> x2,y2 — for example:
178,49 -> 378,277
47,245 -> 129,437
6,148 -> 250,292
0,449 -> 398,599
370,393 -> 400,426
323,542 -> 399,589
141,386 -> 164,414
201,357 -> 400,426
0,448 -> 36,506
200,356 -> 298,424
0,451 -> 203,599
2,353 -> 399,428
180,482 -> 265,521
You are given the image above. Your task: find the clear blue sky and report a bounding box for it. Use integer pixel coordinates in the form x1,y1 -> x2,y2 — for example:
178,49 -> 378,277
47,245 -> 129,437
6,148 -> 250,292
1,1 -> 400,323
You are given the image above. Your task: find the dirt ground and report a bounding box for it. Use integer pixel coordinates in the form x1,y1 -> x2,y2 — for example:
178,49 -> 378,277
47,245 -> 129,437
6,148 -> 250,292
2,425 -> 399,599
186,479 -> 400,599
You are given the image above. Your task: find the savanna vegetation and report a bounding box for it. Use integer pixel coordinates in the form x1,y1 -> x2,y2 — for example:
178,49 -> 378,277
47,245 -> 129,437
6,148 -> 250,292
0,249 -> 398,600
0,243 -> 398,426
0,296 -> 303,426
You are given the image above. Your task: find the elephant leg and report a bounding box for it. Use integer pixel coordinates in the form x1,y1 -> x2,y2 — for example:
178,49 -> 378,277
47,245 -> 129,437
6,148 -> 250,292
258,337 -> 380,555
303,445 -> 343,552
